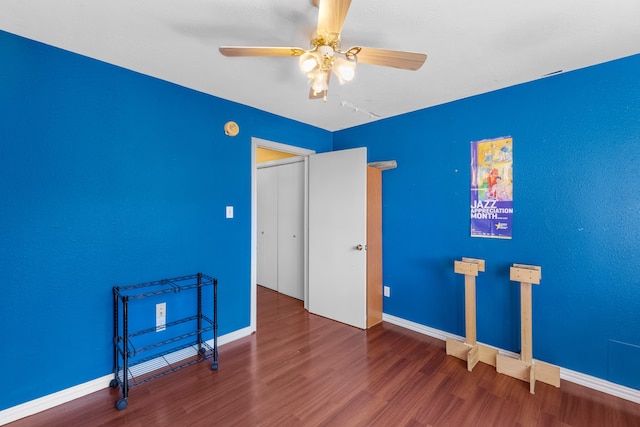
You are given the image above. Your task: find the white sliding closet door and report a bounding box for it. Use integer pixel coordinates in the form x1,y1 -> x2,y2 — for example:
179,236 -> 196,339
257,160 -> 305,300
257,166 -> 278,291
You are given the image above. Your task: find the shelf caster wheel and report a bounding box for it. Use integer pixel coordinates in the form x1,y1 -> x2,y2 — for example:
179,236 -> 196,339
198,347 -> 206,356
211,362 -> 218,371
109,379 -> 119,388
116,398 -> 128,410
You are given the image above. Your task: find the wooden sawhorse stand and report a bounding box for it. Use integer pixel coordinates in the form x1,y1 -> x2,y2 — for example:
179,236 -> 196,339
496,264 -> 560,393
446,258 -> 498,371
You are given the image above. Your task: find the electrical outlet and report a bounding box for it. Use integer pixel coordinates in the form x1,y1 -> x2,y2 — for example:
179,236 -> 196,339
156,302 -> 166,332
383,286 -> 391,297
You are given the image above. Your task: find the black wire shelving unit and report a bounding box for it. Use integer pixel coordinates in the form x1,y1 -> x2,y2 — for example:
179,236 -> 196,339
110,273 -> 218,410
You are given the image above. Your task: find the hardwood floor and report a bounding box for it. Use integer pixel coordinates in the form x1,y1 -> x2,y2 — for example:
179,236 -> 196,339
10,286 -> 640,426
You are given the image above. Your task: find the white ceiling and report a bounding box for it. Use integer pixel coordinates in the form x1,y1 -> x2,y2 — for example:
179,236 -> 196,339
1,0 -> 639,131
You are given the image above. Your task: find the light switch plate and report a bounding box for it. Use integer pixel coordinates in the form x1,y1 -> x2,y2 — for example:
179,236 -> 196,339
226,206 -> 234,218
156,302 -> 166,332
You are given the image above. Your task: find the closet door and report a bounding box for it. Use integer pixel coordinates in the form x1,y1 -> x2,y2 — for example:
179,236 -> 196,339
257,166 -> 278,290
277,162 -> 305,300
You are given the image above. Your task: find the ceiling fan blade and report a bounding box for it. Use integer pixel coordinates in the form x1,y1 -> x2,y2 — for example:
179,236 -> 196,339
219,46 -> 306,57
317,0 -> 352,37
348,47 -> 427,71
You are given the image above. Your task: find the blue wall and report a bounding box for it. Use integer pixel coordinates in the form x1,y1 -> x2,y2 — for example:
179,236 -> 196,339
334,54 -> 640,390
0,30 -> 332,410
1,27 -> 638,412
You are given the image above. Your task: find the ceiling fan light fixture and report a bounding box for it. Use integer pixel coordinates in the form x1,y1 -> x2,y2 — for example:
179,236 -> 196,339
333,56 -> 356,84
310,70 -> 329,93
299,51 -> 321,74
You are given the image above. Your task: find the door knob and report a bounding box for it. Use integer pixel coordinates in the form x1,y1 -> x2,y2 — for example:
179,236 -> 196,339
356,244 -> 366,251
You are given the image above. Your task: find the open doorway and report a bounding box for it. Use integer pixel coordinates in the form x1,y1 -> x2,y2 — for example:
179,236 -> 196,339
250,138 -> 315,332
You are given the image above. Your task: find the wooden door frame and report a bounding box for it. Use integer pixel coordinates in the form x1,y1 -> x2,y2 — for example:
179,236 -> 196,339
251,137 -> 315,332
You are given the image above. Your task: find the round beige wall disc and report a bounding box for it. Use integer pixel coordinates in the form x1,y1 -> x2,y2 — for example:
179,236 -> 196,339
224,121 -> 239,136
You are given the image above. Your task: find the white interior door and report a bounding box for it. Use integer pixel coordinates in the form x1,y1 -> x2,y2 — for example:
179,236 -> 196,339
257,167 -> 278,290
277,161 -> 305,299
308,147 -> 368,329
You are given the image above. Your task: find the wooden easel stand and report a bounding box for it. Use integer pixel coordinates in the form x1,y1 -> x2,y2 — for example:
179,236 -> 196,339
495,264 -> 560,394
446,258 -> 497,371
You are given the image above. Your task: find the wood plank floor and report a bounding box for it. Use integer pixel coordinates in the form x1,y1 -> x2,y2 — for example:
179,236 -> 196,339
10,286 -> 640,426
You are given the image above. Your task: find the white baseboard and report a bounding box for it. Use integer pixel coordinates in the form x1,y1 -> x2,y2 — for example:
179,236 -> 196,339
217,326 -> 253,347
0,327 -> 254,426
383,313 -> 640,404
559,366 -> 640,404
0,374 -> 114,426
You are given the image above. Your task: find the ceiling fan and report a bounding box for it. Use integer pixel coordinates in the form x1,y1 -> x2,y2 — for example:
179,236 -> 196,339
219,0 -> 427,101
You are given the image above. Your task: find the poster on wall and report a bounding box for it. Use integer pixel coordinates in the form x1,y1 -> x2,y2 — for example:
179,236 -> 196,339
470,136 -> 513,239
